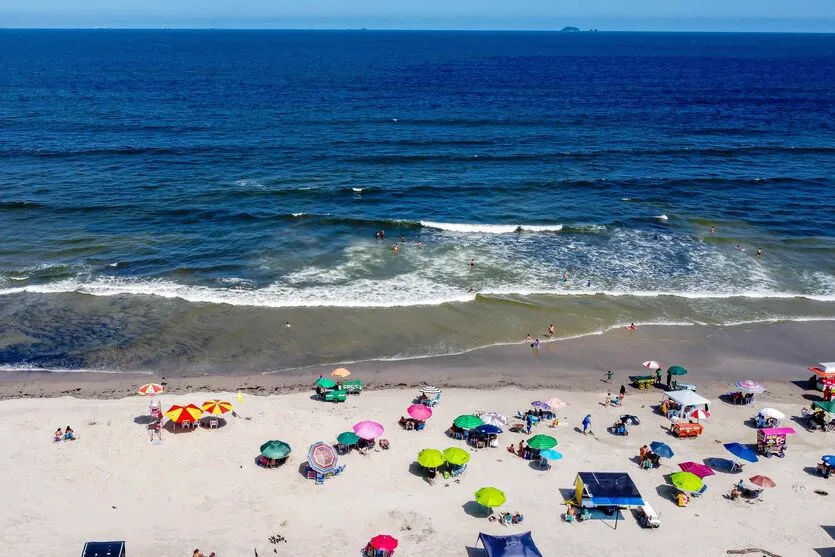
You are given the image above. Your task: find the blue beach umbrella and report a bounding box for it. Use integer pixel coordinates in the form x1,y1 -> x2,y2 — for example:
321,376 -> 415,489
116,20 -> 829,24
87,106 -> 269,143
724,442 -> 759,463
539,449 -> 563,461
650,441 -> 674,459
821,455 -> 835,466
475,424 -> 503,435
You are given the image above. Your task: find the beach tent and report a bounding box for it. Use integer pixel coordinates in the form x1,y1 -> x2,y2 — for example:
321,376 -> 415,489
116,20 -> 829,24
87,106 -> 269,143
475,532 -> 543,557
662,390 -> 711,420
81,541 -> 125,557
573,472 -> 644,508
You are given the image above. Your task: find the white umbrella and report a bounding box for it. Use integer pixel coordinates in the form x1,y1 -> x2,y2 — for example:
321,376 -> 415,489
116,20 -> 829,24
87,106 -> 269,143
690,409 -> 710,421
642,360 -> 661,371
420,385 -> 441,394
758,408 -> 785,420
735,380 -> 765,394
478,412 -> 508,427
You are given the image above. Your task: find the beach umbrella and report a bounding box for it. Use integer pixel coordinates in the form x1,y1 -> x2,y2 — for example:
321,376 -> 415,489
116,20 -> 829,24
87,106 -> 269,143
724,442 -> 759,463
307,441 -> 338,474
526,434 -> 557,450
475,424 -> 503,435
539,449 -> 562,461
531,401 -> 551,410
202,399 -> 233,415
165,404 -> 203,423
667,366 -> 688,376
417,449 -> 446,469
544,398 -> 567,409
670,471 -> 703,493
821,455 -> 835,466
650,441 -> 674,459
420,385 -> 441,394
735,380 -> 765,393
478,413 -> 507,427
336,431 -> 360,446
138,383 -> 164,396
331,367 -> 351,378
678,461 -> 715,478
353,420 -> 384,440
690,409 -> 710,421
474,487 -> 506,509
407,404 -> 433,421
813,401 -> 835,413
443,447 -> 471,466
453,415 -> 484,430
758,408 -> 785,420
315,377 -> 337,389
369,535 -> 398,552
642,360 -> 661,371
260,440 -> 291,460
749,475 -> 775,488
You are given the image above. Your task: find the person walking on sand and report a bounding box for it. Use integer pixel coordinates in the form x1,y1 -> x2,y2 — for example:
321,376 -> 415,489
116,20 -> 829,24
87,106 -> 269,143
547,323 -> 555,337
619,384 -> 626,400
604,370 -> 614,383
581,414 -> 592,435
604,393 -> 612,407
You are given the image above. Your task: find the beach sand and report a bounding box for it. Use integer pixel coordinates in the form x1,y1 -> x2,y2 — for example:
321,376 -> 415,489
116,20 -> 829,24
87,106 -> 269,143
1,321 -> 834,556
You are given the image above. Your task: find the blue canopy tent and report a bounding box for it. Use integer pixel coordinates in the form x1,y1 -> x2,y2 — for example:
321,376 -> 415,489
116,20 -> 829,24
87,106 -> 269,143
573,472 -> 644,529
476,532 -> 543,557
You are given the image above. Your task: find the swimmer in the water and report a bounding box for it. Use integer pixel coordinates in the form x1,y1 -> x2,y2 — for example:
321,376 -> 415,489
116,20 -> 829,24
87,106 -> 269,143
627,322 -> 636,331
710,226 -> 715,234
563,272 -> 568,282
393,242 -> 399,253
587,279 -> 592,287
469,259 -> 475,267
756,248 -> 762,257
547,323 -> 555,337
417,242 -> 423,249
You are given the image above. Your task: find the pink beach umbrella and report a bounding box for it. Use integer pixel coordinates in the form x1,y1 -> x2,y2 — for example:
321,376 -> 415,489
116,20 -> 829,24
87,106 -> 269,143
353,420 -> 385,440
678,461 -> 716,479
407,404 -> 433,421
735,380 -> 765,394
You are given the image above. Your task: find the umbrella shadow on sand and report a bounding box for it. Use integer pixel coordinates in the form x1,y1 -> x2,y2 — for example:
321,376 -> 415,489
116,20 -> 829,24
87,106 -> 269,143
133,415 -> 156,425
408,462 -> 430,479
462,501 -> 491,518
654,483 -> 679,507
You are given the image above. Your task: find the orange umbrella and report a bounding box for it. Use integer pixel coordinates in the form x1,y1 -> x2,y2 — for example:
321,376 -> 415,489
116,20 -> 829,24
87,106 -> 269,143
202,400 -> 233,415
138,383 -> 164,395
165,404 -> 203,423
331,368 -> 351,378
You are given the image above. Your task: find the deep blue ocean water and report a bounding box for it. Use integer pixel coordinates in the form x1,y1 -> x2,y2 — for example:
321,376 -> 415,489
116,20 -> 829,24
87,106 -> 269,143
1,30 -> 834,372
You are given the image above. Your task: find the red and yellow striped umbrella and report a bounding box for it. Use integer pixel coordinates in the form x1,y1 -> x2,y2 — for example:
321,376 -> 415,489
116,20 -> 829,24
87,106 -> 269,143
165,404 -> 203,423
138,383 -> 164,396
202,399 -> 233,415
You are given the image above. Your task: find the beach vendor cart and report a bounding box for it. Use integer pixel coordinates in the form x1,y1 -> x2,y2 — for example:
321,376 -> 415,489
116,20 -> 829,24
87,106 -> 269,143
342,379 -> 364,394
630,375 -> 656,390
660,390 -> 712,422
809,362 -> 835,392
671,422 -> 703,439
756,427 -> 795,458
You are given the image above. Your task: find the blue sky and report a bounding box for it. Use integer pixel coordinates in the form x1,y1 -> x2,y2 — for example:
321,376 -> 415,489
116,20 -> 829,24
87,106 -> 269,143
1,0 -> 834,31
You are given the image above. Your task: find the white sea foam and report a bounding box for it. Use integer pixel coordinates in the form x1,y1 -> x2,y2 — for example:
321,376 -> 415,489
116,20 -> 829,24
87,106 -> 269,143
420,221 -> 563,233
656,214 -> 669,221
291,212 -> 307,217
352,187 -> 363,192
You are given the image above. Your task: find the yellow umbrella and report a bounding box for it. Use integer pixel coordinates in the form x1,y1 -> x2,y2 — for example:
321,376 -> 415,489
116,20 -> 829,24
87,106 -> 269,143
202,399 -> 233,415
165,404 -> 203,423
331,367 -> 351,378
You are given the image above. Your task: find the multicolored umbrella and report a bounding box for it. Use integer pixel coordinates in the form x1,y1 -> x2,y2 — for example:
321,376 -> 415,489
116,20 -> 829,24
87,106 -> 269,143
724,442 -> 759,463
443,447 -> 471,466
544,398 -> 567,409
315,377 -> 337,389
526,434 -> 557,450
735,380 -> 765,393
138,383 -> 164,396
307,441 -> 338,474
668,366 -> 688,376
202,399 -> 233,415
417,449 -> 446,468
531,401 -> 551,410
420,385 -> 441,394
678,461 -> 715,478
539,449 -> 562,461
478,413 -> 507,427
757,408 -> 785,420
749,475 -> 775,488
475,487 -> 506,508
690,409 -> 710,421
453,415 -> 484,429
260,440 -> 291,460
650,441 -> 674,459
670,471 -> 703,492
331,367 -> 351,378
369,535 -> 398,552
642,360 -> 661,370
336,431 -> 360,446
407,404 -> 433,421
165,404 -> 203,423
475,424 -> 502,435
353,420 -> 384,440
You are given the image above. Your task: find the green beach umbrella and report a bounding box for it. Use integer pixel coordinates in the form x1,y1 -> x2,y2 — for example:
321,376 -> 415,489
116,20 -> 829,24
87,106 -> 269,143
453,414 -> 484,429
475,487 -> 506,508
260,440 -> 292,460
315,377 -> 337,389
667,366 -> 688,376
813,400 -> 835,413
417,449 -> 446,469
337,431 -> 360,446
526,434 -> 557,450
670,471 -> 703,493
443,447 -> 471,466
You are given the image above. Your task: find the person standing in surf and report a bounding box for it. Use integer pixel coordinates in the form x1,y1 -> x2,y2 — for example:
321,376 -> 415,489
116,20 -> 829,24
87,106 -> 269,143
547,323 -> 555,337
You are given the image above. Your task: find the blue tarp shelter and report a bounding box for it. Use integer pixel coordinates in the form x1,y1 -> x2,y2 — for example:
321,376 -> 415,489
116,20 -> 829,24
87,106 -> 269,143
81,542 -> 125,557
476,531 -> 543,557
574,472 -> 644,507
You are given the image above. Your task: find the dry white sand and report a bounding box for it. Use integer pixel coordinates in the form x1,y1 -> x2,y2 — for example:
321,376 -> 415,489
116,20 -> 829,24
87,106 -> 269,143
1,386 -> 833,557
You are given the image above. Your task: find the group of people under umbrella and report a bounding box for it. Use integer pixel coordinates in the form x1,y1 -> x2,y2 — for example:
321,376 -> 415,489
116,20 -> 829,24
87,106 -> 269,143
139,383 -> 234,438
416,447 -> 472,481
